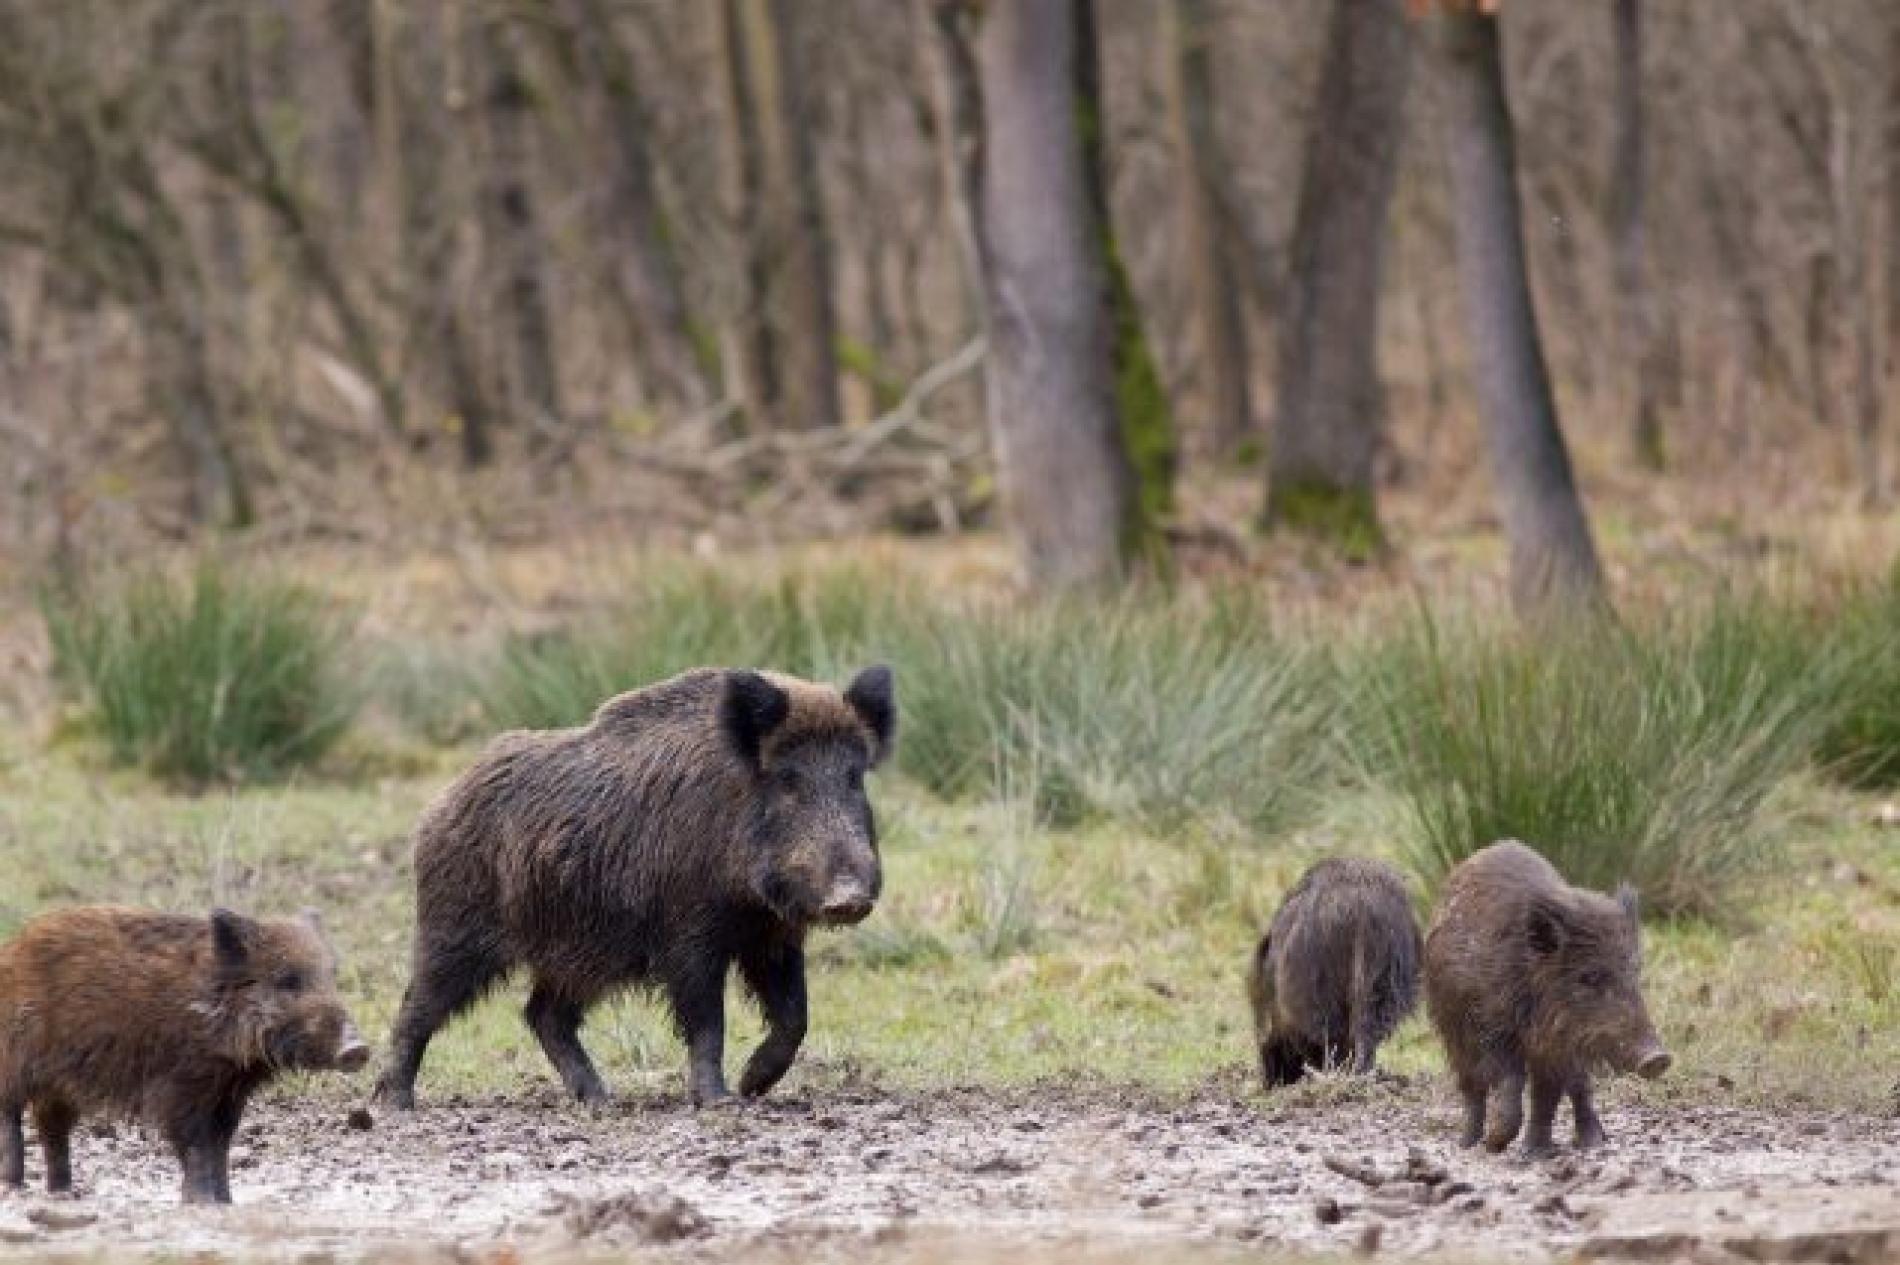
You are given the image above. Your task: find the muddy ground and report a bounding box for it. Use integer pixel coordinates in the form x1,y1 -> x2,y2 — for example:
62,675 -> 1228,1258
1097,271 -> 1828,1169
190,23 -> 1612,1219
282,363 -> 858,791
0,1082 -> 1892,1263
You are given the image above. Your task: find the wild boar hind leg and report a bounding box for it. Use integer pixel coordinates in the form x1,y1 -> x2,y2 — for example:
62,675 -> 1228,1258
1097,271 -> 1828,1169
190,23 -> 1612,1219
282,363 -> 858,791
32,1098 -> 76,1194
1,1102 -> 22,1188
737,941 -> 808,1098
524,982 -> 609,1105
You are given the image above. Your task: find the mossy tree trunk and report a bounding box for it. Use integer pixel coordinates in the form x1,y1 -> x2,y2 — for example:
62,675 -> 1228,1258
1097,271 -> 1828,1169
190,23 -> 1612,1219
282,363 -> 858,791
1074,0 -> 1174,564
973,0 -> 1140,588
1267,0 -> 1411,562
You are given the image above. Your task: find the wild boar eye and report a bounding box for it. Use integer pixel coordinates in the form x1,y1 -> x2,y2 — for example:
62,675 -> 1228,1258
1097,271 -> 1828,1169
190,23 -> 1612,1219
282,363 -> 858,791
276,970 -> 306,993
1579,968 -> 1611,990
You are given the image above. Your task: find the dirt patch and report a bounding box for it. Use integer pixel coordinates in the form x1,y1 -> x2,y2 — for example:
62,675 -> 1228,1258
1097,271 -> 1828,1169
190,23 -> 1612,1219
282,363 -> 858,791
0,1083 -> 1891,1261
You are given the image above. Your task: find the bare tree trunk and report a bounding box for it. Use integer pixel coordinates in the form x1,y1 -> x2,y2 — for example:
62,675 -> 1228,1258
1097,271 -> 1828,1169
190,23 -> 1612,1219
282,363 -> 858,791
976,0 -> 1136,588
566,0 -> 710,413
392,4 -> 494,466
1267,0 -> 1410,557
479,16 -> 563,447
916,0 -> 986,329
711,0 -> 777,431
1610,0 -> 1664,471
1162,0 -> 1250,459
1074,0 -> 1173,552
150,306 -> 250,530
1431,10 -> 1606,615
737,0 -> 841,429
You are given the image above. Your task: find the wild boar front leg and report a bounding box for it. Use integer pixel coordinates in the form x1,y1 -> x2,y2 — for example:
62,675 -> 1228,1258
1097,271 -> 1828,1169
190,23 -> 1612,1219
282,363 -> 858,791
1522,1071 -> 1563,1159
1570,1075 -> 1607,1149
1484,1069 -> 1526,1152
738,941 -> 808,1099
1456,1070 -> 1488,1148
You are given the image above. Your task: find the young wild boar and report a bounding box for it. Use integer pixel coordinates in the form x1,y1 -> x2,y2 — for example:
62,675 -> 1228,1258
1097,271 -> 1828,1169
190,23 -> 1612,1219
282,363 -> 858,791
373,665 -> 896,1110
1425,840 -> 1671,1158
1248,857 -> 1421,1086
0,906 -> 369,1204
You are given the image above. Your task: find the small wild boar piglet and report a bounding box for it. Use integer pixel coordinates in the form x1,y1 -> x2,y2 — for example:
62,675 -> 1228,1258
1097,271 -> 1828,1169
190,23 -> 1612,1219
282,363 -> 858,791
0,906 -> 369,1204
1425,840 -> 1670,1158
375,665 -> 896,1110
1249,856 -> 1421,1086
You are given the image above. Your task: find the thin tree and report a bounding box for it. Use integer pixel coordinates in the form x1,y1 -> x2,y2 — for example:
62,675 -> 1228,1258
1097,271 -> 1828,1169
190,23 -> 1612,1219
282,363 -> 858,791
1610,0 -> 1665,471
735,0 -> 841,429
971,1 -> 1138,587
1268,0 -> 1412,558
710,0 -> 777,432
1161,0 -> 1250,460
1420,1 -> 1607,613
479,14 -> 563,448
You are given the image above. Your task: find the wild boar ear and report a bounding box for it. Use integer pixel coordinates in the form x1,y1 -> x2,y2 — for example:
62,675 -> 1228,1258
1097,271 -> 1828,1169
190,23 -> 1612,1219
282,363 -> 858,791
1614,883 -> 1640,924
210,908 -> 251,968
720,670 -> 790,770
844,664 -> 896,767
1526,900 -> 1567,956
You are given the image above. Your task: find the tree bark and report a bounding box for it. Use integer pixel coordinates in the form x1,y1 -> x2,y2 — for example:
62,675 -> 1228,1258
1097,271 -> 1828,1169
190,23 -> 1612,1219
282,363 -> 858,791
1431,9 -> 1606,614
736,0 -> 841,429
392,3 -> 495,466
1267,0 -> 1411,557
976,0 -> 1136,588
1610,0 -> 1664,471
479,15 -> 563,446
915,0 -> 986,329
711,0 -> 777,431
1162,0 -> 1250,460
566,0 -> 710,413
150,304 -> 250,530
1074,0 -> 1173,554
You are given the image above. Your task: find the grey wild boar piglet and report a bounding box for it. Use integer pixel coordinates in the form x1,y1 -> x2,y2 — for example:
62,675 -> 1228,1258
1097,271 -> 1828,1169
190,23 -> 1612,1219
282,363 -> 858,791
1425,840 -> 1671,1157
374,665 -> 896,1109
0,906 -> 369,1204
1248,856 -> 1421,1086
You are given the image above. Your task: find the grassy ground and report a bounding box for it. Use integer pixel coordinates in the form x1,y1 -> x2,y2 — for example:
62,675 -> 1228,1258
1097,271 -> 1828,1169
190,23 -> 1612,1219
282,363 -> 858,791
1,728 -> 1891,1114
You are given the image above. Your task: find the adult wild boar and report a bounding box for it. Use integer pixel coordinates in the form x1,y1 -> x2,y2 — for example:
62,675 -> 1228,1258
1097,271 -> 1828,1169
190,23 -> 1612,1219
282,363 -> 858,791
1425,840 -> 1670,1157
1248,856 -> 1421,1086
0,906 -> 369,1204
373,665 -> 896,1109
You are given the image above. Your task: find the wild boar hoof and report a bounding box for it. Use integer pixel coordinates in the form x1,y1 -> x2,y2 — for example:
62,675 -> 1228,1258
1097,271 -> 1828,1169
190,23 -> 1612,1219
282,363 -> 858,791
369,1082 -> 416,1111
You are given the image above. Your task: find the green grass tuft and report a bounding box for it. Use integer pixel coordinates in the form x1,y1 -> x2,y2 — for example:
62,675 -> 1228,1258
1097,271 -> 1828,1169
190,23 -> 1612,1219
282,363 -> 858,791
1355,594 -> 1846,918
1813,577 -> 1900,788
41,565 -> 359,784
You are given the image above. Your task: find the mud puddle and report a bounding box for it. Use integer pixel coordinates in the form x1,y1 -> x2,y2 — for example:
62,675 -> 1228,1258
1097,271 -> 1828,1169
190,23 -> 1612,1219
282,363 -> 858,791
0,1083 -> 1891,1261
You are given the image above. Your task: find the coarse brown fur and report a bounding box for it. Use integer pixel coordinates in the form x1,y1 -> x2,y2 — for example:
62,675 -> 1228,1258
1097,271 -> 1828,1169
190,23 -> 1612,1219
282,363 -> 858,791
1248,857 -> 1421,1087
0,906 -> 368,1204
1424,840 -> 1670,1158
373,665 -> 896,1110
